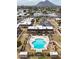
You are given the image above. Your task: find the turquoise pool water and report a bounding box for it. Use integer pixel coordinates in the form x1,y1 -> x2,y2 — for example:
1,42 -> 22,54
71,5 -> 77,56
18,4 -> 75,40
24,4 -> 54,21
32,38 -> 46,49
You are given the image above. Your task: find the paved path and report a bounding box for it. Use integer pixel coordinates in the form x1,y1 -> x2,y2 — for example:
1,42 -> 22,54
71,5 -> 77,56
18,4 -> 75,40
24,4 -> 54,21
48,19 -> 61,44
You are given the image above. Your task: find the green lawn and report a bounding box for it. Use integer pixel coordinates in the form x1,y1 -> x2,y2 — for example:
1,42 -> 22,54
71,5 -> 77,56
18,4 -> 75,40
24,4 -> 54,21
39,56 -> 46,59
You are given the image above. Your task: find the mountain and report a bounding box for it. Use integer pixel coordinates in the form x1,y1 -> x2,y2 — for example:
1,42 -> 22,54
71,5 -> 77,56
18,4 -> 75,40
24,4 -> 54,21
17,0 -> 61,9
36,0 -> 59,7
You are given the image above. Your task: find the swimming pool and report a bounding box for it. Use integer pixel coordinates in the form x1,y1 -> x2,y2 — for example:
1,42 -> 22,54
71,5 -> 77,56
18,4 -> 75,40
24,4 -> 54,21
32,38 -> 46,49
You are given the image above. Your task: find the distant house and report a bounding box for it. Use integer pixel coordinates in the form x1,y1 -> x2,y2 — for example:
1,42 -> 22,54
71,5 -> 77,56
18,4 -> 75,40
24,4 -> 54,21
33,12 -> 58,17
17,9 -> 30,17
34,12 -> 43,17
17,18 -> 34,28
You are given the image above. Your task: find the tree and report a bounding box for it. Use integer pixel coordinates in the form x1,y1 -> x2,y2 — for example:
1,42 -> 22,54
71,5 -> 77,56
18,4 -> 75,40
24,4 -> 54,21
17,41 -> 22,47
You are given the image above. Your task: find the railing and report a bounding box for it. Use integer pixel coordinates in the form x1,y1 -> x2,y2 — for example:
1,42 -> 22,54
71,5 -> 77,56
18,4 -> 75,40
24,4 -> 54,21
17,31 -> 24,41
54,40 -> 61,57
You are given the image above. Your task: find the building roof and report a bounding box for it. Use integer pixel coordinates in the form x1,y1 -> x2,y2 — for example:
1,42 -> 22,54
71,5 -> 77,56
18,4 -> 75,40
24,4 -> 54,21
56,18 -> 61,20
50,51 -> 58,55
47,26 -> 53,29
34,13 -> 57,17
19,52 -> 27,55
17,18 -> 34,28
28,25 -> 53,30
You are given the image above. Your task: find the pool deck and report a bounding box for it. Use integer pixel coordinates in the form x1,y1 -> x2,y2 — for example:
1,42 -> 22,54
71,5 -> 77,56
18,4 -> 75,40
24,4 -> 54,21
17,18 -> 61,59
29,35 -> 49,51
17,27 -> 61,56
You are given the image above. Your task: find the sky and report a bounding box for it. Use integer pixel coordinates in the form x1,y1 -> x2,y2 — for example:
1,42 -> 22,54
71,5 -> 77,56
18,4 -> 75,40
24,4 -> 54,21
17,0 -> 61,6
